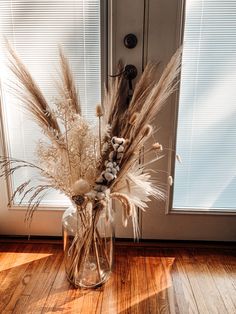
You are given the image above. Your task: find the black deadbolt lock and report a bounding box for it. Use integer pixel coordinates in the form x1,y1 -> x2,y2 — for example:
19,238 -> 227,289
124,33 -> 138,49
123,65 -> 138,80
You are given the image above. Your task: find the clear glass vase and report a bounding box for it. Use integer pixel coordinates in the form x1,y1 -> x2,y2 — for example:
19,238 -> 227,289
62,200 -> 114,288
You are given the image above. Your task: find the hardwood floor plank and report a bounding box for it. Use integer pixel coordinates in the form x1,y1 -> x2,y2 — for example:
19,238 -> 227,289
0,244 -> 18,288
0,244 -> 37,313
206,253 -> 236,314
25,246 -> 64,314
180,249 -> 228,314
160,249 -> 179,314
98,275 -> 117,314
179,249 -> 211,314
2,244 -> 46,313
128,248 -> 149,314
42,255 -> 73,313
170,249 -> 199,314
144,248 -> 173,314
0,243 -> 235,314
193,249 -> 234,314
115,247 -> 131,314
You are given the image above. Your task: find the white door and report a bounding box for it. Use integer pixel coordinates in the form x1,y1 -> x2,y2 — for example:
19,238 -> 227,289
1,0 -> 236,240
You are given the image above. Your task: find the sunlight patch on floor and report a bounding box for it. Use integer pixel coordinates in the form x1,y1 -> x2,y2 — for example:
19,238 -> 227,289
0,252 -> 52,271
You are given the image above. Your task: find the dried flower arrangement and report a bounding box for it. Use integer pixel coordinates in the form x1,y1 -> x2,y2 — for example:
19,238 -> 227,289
0,43 -> 181,287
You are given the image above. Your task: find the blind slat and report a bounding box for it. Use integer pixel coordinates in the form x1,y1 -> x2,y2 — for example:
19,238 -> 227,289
173,0 -> 236,210
0,0 -> 101,205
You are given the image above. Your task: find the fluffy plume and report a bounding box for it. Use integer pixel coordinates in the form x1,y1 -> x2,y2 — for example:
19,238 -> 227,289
102,61 -> 128,136
112,48 -> 181,184
58,47 -> 81,115
113,163 -> 166,210
6,41 -> 63,148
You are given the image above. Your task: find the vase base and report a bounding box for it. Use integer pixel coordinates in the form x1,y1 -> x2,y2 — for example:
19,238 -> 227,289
66,257 -> 112,289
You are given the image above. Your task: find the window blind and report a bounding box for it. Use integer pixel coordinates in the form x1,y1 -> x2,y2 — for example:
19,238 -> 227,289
0,0 -> 101,205
173,0 -> 236,210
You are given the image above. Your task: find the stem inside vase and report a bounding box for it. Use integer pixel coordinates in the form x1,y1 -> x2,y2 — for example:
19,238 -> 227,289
62,201 -> 114,288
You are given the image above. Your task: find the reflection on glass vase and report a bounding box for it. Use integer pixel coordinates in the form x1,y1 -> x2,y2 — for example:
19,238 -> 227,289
62,200 -> 114,288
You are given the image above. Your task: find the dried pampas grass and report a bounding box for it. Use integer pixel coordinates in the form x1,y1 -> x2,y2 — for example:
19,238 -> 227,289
58,47 -> 81,115
0,41 -> 182,289
6,41 -> 63,148
1,42 -> 181,239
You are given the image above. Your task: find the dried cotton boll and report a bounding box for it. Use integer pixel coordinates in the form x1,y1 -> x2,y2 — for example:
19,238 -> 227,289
104,172 -> 114,182
96,177 -> 104,184
112,137 -> 125,146
117,153 -> 123,160
100,185 -> 107,192
96,104 -> 103,117
113,143 -> 119,150
117,146 -> 124,153
97,192 -> 106,200
94,184 -> 103,192
111,168 -> 117,175
116,138 -> 125,145
72,179 -> 90,195
106,162 -> 113,168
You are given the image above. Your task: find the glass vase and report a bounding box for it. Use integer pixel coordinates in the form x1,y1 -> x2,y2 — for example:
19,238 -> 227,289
62,200 -> 114,288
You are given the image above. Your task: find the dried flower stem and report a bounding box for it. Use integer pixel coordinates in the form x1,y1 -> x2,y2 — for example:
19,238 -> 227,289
93,233 -> 102,281
98,116 -> 102,157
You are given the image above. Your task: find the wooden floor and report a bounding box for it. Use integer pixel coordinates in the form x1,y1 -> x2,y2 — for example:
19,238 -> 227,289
0,242 -> 235,314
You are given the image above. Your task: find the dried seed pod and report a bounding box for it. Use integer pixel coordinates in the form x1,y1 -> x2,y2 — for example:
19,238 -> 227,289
72,179 -> 90,195
96,104 -> 103,117
168,175 -> 173,186
152,142 -> 163,151
142,124 -> 153,138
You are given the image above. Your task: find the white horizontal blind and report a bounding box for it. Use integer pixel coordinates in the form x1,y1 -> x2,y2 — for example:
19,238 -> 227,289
173,0 -> 236,211
0,0 -> 101,205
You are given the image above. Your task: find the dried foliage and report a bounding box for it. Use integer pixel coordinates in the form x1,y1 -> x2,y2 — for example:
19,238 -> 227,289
1,44 -> 181,239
